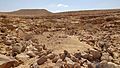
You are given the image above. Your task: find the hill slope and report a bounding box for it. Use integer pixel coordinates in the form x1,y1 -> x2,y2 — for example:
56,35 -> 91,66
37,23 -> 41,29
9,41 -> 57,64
0,9 -> 52,16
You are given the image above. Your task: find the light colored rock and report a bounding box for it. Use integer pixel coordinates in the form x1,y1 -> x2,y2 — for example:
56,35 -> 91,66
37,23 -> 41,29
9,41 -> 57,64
97,61 -> 120,68
113,52 -> 119,59
26,51 -> 36,58
65,57 -> 75,65
101,52 -> 111,61
47,53 -> 56,60
74,63 -> 81,68
16,53 -> 30,63
0,54 -> 18,68
12,43 -> 23,54
4,39 -> 13,46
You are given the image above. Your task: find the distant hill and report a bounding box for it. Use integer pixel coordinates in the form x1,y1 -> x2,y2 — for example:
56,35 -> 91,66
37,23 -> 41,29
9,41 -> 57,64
0,9 -> 120,17
0,9 -> 52,16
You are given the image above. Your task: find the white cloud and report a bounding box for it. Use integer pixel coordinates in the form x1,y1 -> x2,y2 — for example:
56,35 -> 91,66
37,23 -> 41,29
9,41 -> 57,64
57,4 -> 69,7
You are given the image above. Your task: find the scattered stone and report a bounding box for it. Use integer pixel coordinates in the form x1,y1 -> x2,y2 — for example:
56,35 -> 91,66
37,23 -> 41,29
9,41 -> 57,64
74,52 -> 81,60
59,53 -> 66,61
0,54 -> 18,68
88,63 -> 95,68
4,39 -> 13,46
16,53 -> 30,63
30,62 -> 39,68
97,61 -> 120,68
42,45 -> 47,50
26,51 -> 36,58
47,53 -> 56,60
52,57 -> 59,63
71,56 -> 79,62
89,49 -> 101,60
113,52 -> 119,59
101,52 -> 112,61
74,63 -> 81,68
65,57 -> 75,65
37,55 -> 47,65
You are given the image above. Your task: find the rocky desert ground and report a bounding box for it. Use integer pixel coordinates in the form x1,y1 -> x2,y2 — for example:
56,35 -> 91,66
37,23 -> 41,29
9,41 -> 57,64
0,9 -> 120,68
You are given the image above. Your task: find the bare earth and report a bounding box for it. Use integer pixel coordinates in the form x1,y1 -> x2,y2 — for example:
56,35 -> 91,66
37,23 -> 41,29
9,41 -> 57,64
0,9 -> 120,68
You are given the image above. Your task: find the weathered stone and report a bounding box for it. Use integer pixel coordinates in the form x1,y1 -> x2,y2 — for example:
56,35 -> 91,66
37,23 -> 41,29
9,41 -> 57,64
35,46 -> 42,52
0,54 -> 18,68
55,59 -> 64,68
64,63 -> 73,68
113,52 -> 119,59
38,51 -> 47,58
52,57 -> 59,63
71,56 -> 79,62
64,50 -> 71,58
42,45 -> 47,50
97,61 -> 120,68
65,57 -> 75,65
12,43 -> 24,53
47,53 -> 56,60
89,49 -> 101,60
113,59 -> 120,64
101,52 -> 112,61
88,63 -> 95,68
59,53 -> 66,61
37,55 -> 47,65
87,54 -> 94,61
46,49 -> 53,54
81,52 -> 89,59
26,51 -> 36,58
74,52 -> 81,60
16,53 -> 30,63
74,63 -> 81,68
30,62 -> 39,68
4,39 -> 13,46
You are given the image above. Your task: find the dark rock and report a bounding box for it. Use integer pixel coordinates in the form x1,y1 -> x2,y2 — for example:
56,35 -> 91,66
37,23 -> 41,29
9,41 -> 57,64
74,52 -> 81,60
71,56 -> 79,62
52,57 -> 59,63
89,49 -> 101,60
37,55 -> 47,65
59,53 -> 66,61
74,63 -> 81,68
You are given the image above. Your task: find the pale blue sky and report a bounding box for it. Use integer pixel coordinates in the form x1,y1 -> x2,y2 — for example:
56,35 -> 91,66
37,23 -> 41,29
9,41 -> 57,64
0,0 -> 120,12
